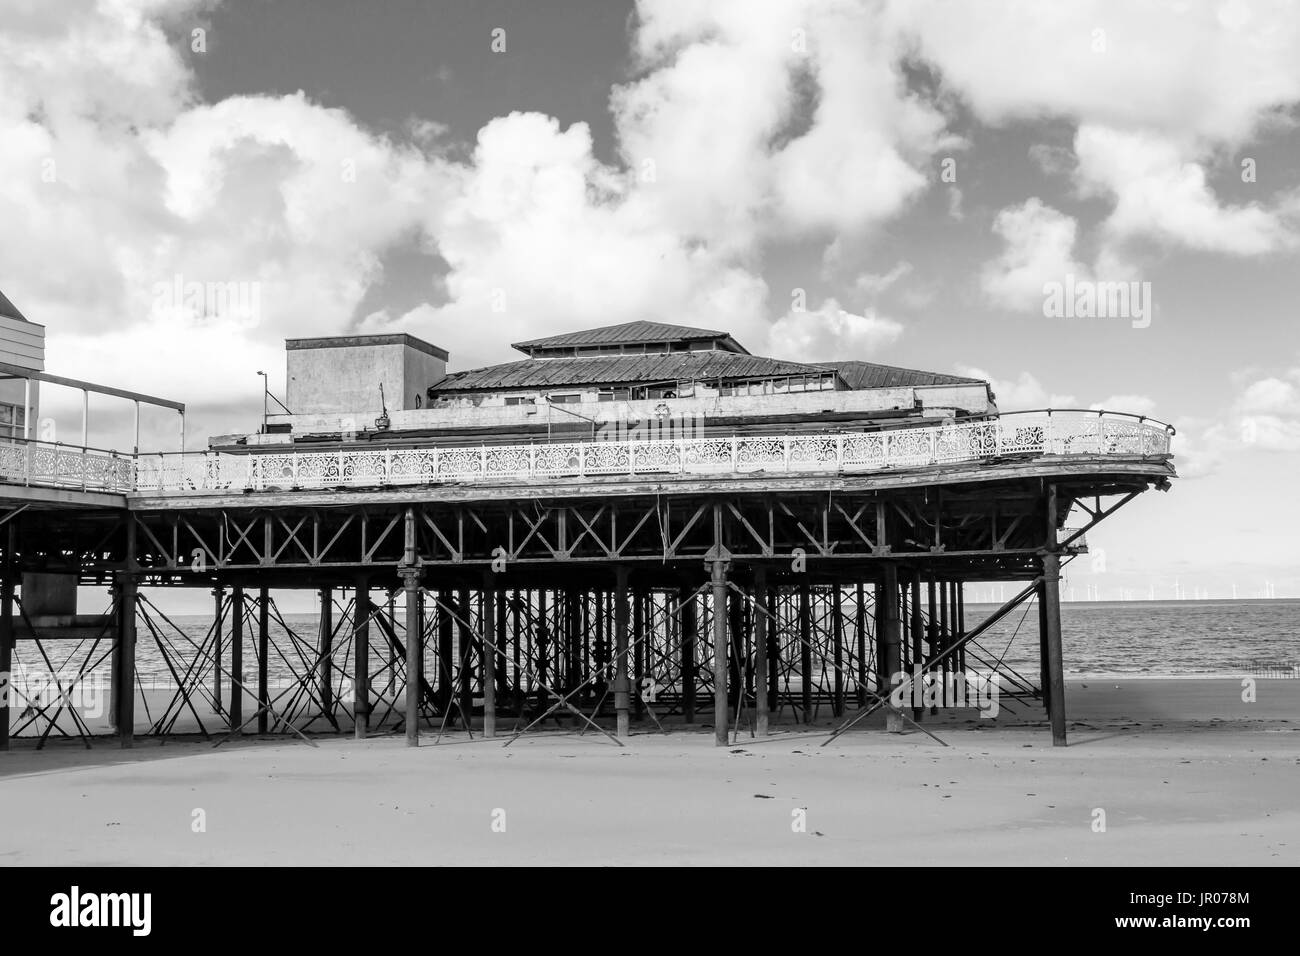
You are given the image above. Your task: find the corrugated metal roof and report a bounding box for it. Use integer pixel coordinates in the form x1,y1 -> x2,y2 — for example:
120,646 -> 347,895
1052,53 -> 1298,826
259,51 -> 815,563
512,320 -> 732,350
0,289 -> 28,323
431,351 -> 836,393
816,361 -> 986,389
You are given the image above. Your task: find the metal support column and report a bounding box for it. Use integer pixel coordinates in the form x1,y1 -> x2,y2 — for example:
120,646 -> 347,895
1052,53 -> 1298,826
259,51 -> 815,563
614,566 -> 631,740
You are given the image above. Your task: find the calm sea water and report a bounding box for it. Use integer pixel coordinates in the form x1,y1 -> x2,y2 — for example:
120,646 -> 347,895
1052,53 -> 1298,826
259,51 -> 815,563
964,598 -> 1299,678
18,599 -> 1298,686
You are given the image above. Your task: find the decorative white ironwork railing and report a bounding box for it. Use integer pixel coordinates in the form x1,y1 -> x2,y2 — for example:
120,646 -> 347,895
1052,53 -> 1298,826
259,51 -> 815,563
0,411 -> 1173,497
0,440 -> 134,493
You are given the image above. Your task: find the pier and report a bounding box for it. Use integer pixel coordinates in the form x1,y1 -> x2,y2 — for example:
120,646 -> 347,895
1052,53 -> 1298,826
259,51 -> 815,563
0,318 -> 1176,750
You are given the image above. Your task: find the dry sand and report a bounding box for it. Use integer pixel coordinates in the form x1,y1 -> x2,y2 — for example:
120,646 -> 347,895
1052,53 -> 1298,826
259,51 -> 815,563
2,678 -> 1296,866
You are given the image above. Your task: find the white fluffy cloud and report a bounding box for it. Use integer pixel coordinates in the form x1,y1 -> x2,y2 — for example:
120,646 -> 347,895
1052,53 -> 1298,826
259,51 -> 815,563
981,199 -> 1088,311
955,367 -> 1076,411
613,0 -> 954,249
9,0 -> 1300,456
366,111 -> 771,368
1074,125 -> 1297,257
895,0 -> 1300,266
769,299 -> 902,363
1234,368 -> 1300,451
890,0 -> 1300,144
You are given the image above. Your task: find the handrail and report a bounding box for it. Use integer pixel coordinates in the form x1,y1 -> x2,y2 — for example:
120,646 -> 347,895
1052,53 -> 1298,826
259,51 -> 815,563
0,411 -> 1174,496
967,407 -> 1177,436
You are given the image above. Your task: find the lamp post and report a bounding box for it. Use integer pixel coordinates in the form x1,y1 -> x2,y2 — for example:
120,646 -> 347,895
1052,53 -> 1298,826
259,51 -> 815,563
257,371 -> 268,433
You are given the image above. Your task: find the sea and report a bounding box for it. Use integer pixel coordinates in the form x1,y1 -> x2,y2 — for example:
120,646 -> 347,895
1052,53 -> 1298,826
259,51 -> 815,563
12,598 -> 1299,689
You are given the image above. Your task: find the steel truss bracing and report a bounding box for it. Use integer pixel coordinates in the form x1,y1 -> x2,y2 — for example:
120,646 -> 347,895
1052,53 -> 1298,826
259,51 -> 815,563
0,463 -> 1171,751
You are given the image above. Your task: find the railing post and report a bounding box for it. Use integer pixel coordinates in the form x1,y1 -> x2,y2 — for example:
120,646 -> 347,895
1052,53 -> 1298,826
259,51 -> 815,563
385,447 -> 392,484
337,448 -> 345,486
783,436 -> 791,472
480,444 -> 487,475
292,451 -> 299,486
731,434 -> 738,473
835,433 -> 843,470
1096,413 -> 1105,453
1045,411 -> 1054,455
432,445 -> 439,479
578,441 -> 585,478
529,443 -> 536,478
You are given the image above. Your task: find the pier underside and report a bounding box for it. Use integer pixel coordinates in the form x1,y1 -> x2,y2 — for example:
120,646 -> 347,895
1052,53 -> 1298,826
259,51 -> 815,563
0,454 -> 1173,751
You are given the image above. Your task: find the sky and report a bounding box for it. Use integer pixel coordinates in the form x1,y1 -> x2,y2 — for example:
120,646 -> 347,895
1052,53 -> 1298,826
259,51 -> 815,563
2,0 -> 1299,601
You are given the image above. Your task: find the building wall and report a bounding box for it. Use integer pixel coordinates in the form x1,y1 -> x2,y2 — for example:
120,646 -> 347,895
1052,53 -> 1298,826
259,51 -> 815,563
287,342 -> 447,416
267,381 -> 994,440
0,315 -> 44,438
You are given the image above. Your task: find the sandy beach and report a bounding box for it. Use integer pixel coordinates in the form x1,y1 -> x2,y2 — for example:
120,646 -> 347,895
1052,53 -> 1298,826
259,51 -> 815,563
2,677 -> 1296,866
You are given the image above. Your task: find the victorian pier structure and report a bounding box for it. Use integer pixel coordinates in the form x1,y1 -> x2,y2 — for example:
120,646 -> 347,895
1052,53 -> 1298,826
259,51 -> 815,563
0,313 -> 1175,750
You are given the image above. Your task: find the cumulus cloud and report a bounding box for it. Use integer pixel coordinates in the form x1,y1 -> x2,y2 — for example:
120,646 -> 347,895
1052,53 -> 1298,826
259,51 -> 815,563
1234,367 -> 1300,451
1074,125 -> 1297,257
955,367 -> 1076,410
9,0 -> 1300,458
956,365 -> 1166,418
613,0 -> 955,249
890,0 -> 1300,144
768,299 -> 902,363
381,111 -> 771,368
981,199 -> 1088,311
894,0 -> 1300,266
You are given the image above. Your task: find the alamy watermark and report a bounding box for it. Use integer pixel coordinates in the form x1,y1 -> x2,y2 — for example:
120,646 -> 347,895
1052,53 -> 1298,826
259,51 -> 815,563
888,669 -> 1001,717
1043,274 -> 1151,328
151,273 -> 261,323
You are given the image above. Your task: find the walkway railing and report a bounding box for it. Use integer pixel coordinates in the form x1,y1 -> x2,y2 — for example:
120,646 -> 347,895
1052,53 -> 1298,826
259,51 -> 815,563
0,439 -> 133,493
128,410 -> 1173,495
0,410 -> 1173,496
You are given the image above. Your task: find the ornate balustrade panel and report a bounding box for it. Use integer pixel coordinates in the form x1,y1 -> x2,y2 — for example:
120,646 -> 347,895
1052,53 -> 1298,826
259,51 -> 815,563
0,412 -> 1173,495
